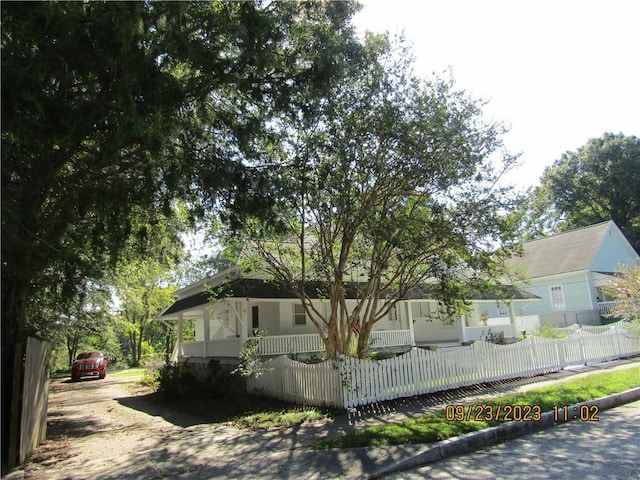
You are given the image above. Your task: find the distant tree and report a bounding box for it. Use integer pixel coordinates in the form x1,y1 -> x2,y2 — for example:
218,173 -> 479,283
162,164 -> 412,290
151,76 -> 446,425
113,259 -> 175,367
234,35 -> 521,358
524,133 -> 640,250
602,265 -> 640,323
27,279 -> 113,367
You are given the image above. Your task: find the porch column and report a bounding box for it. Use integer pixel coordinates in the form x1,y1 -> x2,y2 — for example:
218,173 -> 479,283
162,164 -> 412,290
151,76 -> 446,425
240,299 -> 248,343
509,302 -> 517,337
406,301 -> 416,346
203,306 -> 210,357
177,313 -> 184,358
460,313 -> 468,342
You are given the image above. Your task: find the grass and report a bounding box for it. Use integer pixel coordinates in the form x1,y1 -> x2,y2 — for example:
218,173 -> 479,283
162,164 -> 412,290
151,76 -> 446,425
313,366 -> 640,449
232,408 -> 329,430
110,367 -> 145,378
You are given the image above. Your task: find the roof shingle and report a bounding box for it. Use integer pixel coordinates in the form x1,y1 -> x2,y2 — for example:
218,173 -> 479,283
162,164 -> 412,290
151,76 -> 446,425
510,221 -> 611,278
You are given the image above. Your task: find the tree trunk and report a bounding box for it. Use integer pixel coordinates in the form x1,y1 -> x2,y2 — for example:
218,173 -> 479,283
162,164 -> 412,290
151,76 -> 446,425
129,332 -> 138,367
136,323 -> 145,367
66,336 -> 79,367
1,283 -> 27,473
164,324 -> 172,364
357,321 -> 373,358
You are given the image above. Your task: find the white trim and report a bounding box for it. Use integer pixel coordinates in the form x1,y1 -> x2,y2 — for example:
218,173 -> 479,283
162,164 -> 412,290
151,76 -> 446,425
173,266 -> 241,299
549,285 -> 566,311
293,303 -> 307,326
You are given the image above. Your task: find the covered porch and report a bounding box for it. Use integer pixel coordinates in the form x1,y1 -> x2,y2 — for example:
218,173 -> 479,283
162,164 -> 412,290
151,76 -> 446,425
162,294 -> 416,362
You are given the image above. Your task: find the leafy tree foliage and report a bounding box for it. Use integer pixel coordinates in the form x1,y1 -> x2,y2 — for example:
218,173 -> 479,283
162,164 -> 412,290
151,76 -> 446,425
27,279 -> 114,367
1,1 -> 361,468
112,258 -> 176,367
602,265 -> 640,323
523,133 -> 640,251
233,36 -> 521,357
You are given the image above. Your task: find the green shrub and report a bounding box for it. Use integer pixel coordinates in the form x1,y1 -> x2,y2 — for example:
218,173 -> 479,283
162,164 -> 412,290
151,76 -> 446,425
157,362 -> 199,398
139,370 -> 160,387
534,322 -> 567,338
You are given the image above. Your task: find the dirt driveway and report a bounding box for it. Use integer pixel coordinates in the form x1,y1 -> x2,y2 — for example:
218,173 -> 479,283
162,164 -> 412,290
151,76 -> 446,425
22,373 -> 361,480
24,374 -> 199,479
23,373 -> 339,480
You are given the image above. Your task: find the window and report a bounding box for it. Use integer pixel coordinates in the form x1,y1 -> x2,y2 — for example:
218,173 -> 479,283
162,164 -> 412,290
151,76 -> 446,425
412,302 -> 432,318
252,306 -> 259,329
550,285 -> 566,311
293,304 -> 307,325
497,303 -> 509,316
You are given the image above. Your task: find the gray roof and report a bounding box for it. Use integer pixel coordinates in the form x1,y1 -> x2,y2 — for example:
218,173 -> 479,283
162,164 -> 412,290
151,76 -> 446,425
510,221 -> 612,279
160,279 -> 537,318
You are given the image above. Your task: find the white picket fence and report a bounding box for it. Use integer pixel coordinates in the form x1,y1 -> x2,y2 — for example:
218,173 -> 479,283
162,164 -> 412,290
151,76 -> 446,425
246,322 -> 640,409
556,322 -> 619,335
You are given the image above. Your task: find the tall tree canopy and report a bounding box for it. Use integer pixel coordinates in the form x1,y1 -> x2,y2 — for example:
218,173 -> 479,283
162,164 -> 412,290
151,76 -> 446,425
523,133 -> 640,251
232,35 -> 521,358
1,1 -> 361,469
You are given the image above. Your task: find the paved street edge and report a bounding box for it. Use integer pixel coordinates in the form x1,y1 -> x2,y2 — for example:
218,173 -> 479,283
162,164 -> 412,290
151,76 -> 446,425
366,387 -> 640,479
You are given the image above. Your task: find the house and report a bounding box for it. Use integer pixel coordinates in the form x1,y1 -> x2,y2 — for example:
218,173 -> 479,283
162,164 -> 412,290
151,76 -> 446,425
158,265 -> 539,364
508,220 -> 640,327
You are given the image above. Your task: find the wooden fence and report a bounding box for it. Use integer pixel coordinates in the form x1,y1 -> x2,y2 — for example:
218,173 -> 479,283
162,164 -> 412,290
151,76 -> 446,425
20,337 -> 51,464
7,337 -> 52,468
247,322 -> 640,409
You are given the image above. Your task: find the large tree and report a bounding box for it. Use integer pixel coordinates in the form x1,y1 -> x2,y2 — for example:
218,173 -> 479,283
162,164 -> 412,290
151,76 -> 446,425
233,35 -> 521,358
523,133 -> 640,251
1,1 -> 361,469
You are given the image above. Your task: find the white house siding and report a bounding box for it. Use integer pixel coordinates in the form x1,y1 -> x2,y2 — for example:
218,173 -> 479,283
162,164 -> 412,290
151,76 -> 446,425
248,301 -> 280,334
274,299 -> 368,336
407,301 -> 462,343
276,299 -> 413,335
413,316 -> 462,342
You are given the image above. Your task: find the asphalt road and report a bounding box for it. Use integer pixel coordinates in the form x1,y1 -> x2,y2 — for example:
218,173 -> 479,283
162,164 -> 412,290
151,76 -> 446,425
382,399 -> 640,480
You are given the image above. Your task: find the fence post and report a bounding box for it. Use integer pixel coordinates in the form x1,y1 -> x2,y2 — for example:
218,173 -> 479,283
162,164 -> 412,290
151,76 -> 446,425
555,340 -> 565,370
410,347 -> 419,391
578,329 -> 587,365
475,344 -> 484,380
613,327 -> 623,357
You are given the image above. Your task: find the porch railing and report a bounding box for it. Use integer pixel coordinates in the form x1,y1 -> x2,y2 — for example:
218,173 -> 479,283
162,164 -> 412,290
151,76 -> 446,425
258,334 -> 325,356
178,329 -> 413,358
370,330 -> 412,347
180,338 -> 242,358
258,330 -> 413,356
597,301 -> 619,316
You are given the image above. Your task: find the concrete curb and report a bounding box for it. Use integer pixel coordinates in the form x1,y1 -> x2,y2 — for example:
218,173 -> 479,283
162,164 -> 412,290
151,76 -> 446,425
366,387 -> 640,479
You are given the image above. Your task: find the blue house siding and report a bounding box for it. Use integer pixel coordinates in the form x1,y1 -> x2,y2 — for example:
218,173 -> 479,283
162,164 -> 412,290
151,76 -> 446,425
590,226 -> 639,273
519,272 -> 593,316
510,222 -> 640,324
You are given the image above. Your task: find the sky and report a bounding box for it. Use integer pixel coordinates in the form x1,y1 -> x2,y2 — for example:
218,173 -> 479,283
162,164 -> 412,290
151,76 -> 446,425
352,0 -> 640,189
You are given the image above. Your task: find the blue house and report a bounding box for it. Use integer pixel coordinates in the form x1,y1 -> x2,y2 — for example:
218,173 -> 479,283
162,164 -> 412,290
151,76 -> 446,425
509,221 -> 639,326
